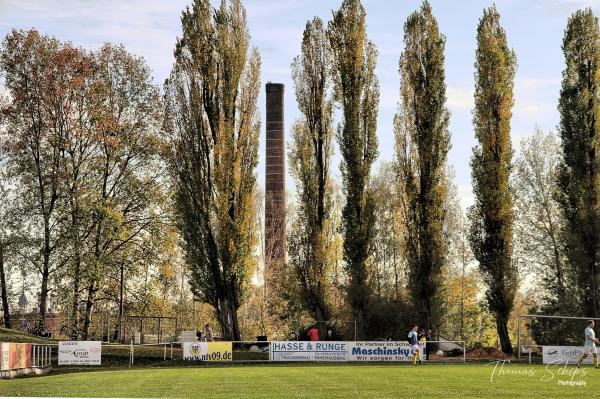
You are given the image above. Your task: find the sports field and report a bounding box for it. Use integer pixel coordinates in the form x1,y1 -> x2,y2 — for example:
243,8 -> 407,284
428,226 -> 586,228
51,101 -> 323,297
0,363 -> 597,398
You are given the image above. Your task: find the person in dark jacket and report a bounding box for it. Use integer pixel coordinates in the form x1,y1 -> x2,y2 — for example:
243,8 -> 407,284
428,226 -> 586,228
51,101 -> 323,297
425,329 -> 433,360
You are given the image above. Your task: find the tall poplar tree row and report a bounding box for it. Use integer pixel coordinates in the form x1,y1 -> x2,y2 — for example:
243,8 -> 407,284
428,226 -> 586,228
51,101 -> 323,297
288,17 -> 335,338
328,0 -> 379,339
557,9 -> 600,319
395,0 -> 450,330
165,0 -> 261,340
468,6 -> 517,354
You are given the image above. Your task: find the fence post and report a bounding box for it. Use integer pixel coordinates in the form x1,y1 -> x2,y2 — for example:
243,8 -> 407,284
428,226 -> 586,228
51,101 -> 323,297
130,339 -> 134,367
528,347 -> 532,365
164,343 -> 166,361
463,341 -> 466,364
517,315 -> 522,360
170,342 -> 173,360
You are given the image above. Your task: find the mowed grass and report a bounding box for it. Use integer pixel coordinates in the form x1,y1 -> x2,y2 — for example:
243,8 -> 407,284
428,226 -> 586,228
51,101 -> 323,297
1,363 -> 599,398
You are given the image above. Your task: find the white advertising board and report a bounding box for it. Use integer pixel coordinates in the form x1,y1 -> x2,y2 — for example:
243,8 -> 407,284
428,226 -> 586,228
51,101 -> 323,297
269,341 -> 348,362
58,341 -> 101,366
543,346 -> 592,364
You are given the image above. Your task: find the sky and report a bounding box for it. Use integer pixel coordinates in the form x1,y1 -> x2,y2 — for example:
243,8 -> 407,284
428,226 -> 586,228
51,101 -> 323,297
1,0 -> 599,208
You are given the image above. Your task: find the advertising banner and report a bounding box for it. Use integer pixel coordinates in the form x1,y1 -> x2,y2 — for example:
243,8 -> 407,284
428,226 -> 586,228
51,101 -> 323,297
0,343 -> 32,370
183,342 -> 233,361
58,341 -> 102,365
269,341 -> 348,362
269,341 -> 424,362
348,341 -> 416,362
542,346 -> 592,364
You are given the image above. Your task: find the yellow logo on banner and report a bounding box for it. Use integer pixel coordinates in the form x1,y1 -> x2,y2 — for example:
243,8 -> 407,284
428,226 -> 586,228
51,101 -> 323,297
190,343 -> 201,357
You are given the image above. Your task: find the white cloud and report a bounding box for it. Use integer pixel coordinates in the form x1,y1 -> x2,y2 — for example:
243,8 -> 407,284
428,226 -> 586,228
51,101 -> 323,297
516,77 -> 560,90
513,101 -> 544,115
447,86 -> 474,110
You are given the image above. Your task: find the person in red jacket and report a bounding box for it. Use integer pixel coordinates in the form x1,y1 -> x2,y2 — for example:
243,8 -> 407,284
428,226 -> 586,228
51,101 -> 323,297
308,325 -> 319,341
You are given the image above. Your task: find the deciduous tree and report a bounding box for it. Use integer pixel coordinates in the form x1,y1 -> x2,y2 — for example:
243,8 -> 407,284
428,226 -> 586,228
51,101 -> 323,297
165,0 -> 261,340
328,0 -> 379,339
469,6 -> 517,354
395,0 -> 450,330
556,8 -> 600,318
288,17 -> 335,338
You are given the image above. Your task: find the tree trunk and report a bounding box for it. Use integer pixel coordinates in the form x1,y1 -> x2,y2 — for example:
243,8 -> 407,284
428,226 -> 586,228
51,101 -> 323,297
70,256 -> 81,333
496,312 -> 513,354
393,249 -> 399,300
217,296 -> 233,341
0,242 -> 11,329
315,306 -> 328,340
355,307 -> 365,341
229,302 -> 241,342
39,218 -> 52,327
82,281 -> 96,340
114,263 -> 124,342
590,256 -> 599,318
417,293 -> 433,331
39,255 -> 50,328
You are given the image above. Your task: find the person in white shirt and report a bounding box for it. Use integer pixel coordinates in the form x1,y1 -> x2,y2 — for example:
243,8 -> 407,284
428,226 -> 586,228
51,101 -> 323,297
204,324 -> 214,342
577,320 -> 600,368
408,324 -> 420,366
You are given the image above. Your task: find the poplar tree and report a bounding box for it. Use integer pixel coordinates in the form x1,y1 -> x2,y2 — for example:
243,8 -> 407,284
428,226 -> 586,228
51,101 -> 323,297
468,6 -> 517,354
328,0 -> 379,339
395,0 -> 450,329
289,17 -> 335,338
557,8 -> 600,318
165,0 -> 261,340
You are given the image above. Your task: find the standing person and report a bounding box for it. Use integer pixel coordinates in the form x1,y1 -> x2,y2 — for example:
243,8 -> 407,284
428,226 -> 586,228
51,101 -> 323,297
308,325 -> 319,342
577,320 -> 600,368
418,330 -> 427,364
204,324 -> 214,342
326,328 -> 333,341
425,329 -> 433,360
408,324 -> 420,366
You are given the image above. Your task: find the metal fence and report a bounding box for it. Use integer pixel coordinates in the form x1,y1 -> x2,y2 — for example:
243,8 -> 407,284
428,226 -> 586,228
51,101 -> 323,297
31,344 -> 54,368
14,340 -> 469,368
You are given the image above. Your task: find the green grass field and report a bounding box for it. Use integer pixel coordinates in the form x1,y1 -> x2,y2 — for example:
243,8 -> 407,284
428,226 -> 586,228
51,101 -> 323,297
0,328 -> 56,344
1,363 -> 598,398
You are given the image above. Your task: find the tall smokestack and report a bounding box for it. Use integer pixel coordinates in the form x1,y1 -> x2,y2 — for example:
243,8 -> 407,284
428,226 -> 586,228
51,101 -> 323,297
264,83 -> 285,287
